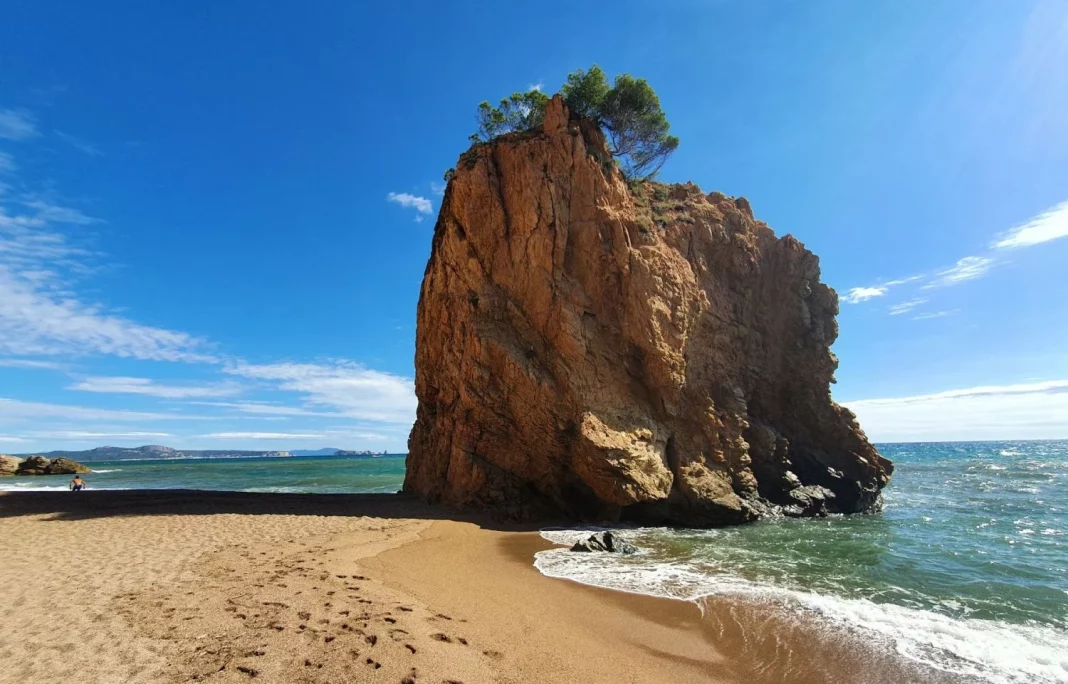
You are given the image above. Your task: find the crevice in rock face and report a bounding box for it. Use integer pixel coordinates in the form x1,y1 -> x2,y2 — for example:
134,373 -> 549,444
404,95 -> 891,526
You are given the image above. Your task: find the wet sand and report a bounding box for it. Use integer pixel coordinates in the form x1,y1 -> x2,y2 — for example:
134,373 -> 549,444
0,490 -> 956,683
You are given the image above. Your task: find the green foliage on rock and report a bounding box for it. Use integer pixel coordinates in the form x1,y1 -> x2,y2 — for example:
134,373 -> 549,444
470,65 -> 679,180
561,65 -> 610,118
469,89 -> 550,143
599,74 -> 680,180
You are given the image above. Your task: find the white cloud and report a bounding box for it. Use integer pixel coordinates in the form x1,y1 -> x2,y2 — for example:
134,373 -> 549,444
884,275 -> 923,286
528,82 -> 544,92
202,432 -> 320,440
842,286 -> 887,304
0,198 -> 215,363
842,380 -> 1068,441
912,310 -> 956,321
0,109 -> 38,141
430,181 -> 446,197
0,151 -> 15,173
22,199 -> 101,225
387,192 -> 432,215
33,431 -> 172,440
922,256 -> 994,289
68,376 -> 242,399
0,358 -> 65,370
993,200 -> 1068,249
0,436 -> 28,443
888,298 -> 927,315
0,397 -> 206,422
190,401 -> 342,417
225,360 -> 416,425
54,130 -> 102,156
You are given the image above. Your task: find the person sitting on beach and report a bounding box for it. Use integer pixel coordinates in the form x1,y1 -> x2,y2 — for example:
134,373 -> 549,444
70,476 -> 85,492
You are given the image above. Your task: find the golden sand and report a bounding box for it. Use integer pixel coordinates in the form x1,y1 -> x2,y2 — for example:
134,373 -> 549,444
0,491 -> 948,684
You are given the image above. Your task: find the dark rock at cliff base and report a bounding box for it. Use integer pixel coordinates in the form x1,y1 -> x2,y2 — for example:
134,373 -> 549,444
15,456 -> 92,476
404,95 -> 892,526
570,531 -> 638,554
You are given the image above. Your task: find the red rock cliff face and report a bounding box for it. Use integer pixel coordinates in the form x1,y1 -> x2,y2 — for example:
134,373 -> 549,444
405,96 -> 892,525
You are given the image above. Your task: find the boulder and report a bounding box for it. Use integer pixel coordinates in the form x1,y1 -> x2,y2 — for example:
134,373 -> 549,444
15,455 -> 52,475
14,456 -> 91,476
570,531 -> 638,554
0,455 -> 23,476
46,458 -> 92,475
404,95 -> 892,526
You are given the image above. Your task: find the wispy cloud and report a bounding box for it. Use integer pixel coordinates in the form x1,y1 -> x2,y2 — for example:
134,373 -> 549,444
387,192 -> 432,215
68,376 -> 242,399
22,198 -> 101,225
0,358 -> 66,370
888,298 -> 927,315
842,286 -> 888,304
430,181 -> 446,197
54,130 -> 102,156
922,256 -> 994,289
0,435 -> 28,443
1,191 -> 215,363
912,310 -> 956,321
31,431 -> 173,440
0,109 -> 38,141
0,397 -> 206,422
201,431 -> 321,440
190,401 -> 342,417
992,200 -> 1068,249
225,361 -> 416,425
0,151 -> 15,173
842,380 -> 1068,441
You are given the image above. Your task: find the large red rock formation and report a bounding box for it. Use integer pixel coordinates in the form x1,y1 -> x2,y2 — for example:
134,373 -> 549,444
405,96 -> 892,525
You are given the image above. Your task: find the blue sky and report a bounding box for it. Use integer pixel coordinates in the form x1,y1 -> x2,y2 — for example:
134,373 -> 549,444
1,1 -> 1066,452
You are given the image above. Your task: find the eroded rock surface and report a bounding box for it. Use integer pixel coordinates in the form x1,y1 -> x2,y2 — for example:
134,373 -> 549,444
405,96 -> 892,526
14,456 -> 92,476
0,455 -> 22,476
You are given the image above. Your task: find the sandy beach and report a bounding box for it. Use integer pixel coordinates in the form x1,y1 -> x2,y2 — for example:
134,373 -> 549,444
0,491 -> 954,684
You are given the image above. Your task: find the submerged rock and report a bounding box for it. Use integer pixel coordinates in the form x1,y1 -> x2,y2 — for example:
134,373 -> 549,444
570,531 -> 638,554
14,456 -> 91,476
404,95 -> 892,526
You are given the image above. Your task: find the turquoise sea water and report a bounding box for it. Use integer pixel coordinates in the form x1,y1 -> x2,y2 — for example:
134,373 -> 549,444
3,443 -> 1065,681
0,454 -> 408,494
536,440 -> 1068,683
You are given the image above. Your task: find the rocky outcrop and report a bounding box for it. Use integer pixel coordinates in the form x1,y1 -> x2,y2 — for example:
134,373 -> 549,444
570,531 -> 638,554
404,95 -> 892,526
0,455 -> 22,476
15,456 -> 91,476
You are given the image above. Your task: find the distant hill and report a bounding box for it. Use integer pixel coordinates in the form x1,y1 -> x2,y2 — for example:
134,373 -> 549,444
289,448 -> 343,457
13,445 -> 293,462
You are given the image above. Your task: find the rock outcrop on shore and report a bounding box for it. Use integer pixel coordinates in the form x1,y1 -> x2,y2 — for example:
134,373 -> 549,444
405,95 -> 892,526
14,456 -> 92,476
0,455 -> 22,476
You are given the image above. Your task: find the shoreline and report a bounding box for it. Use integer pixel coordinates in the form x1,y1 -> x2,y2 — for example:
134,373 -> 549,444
1,490 -> 961,683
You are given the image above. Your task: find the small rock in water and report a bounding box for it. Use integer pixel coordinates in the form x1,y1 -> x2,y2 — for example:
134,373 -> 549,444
569,531 -> 638,554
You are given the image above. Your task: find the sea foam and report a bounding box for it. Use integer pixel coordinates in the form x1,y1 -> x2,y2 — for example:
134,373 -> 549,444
535,529 -> 1068,684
